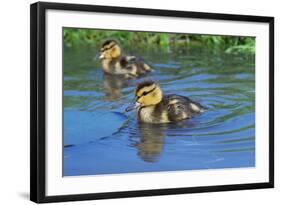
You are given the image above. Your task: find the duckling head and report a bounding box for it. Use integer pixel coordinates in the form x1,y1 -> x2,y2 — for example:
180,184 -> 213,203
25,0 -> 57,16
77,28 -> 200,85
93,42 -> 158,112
125,80 -> 162,112
135,80 -> 163,107
99,40 -> 122,60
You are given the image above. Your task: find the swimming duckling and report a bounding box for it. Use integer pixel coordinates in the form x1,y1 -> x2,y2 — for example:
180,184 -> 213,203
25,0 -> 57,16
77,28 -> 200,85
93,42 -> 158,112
99,40 -> 152,78
126,80 -> 205,123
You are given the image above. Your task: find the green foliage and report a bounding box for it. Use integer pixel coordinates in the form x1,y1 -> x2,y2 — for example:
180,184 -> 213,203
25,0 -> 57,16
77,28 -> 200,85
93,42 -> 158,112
224,37 -> 255,54
63,28 -> 255,55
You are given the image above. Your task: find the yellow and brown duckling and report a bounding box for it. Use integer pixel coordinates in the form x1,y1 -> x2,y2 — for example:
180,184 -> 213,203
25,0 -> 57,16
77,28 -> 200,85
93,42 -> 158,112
98,40 -> 152,78
126,80 -> 206,123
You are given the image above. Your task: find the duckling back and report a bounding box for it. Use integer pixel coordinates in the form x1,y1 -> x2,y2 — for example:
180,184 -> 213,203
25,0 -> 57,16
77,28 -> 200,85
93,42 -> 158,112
164,95 -> 205,122
138,94 -> 205,123
120,55 -> 152,76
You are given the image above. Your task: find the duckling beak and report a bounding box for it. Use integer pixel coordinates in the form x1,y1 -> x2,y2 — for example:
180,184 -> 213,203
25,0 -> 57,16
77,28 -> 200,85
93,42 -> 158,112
95,52 -> 104,60
98,54 -> 105,59
125,102 -> 141,112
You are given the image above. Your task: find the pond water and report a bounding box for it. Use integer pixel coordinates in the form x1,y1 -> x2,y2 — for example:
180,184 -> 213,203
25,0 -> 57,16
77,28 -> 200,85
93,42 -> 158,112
63,45 -> 255,176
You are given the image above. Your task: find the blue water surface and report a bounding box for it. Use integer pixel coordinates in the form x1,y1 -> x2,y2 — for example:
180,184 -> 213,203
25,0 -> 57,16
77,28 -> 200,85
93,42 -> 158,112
63,46 -> 255,176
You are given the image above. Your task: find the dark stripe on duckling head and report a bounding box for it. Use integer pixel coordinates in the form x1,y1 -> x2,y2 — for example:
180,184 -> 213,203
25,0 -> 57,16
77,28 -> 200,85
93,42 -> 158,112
102,39 -> 117,47
101,40 -> 118,51
136,80 -> 155,94
142,85 -> 157,96
136,85 -> 157,101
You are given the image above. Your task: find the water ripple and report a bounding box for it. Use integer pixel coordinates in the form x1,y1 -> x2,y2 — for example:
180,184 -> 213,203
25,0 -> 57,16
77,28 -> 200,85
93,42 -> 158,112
63,47 -> 255,176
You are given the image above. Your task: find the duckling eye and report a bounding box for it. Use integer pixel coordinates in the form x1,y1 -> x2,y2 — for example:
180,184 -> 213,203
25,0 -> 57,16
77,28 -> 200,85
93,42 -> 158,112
142,91 -> 148,96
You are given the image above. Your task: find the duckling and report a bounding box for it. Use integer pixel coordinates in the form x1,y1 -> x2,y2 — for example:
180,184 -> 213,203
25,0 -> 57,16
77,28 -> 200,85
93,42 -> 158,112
99,40 -> 152,78
126,80 -> 205,123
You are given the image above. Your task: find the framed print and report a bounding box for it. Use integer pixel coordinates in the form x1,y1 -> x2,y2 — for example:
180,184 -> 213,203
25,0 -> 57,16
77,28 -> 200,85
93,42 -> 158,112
30,1 -> 274,203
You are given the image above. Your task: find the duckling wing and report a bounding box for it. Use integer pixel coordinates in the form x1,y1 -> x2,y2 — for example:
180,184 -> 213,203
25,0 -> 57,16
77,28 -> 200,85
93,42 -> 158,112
120,56 -> 137,67
120,55 -> 152,75
165,95 -> 205,121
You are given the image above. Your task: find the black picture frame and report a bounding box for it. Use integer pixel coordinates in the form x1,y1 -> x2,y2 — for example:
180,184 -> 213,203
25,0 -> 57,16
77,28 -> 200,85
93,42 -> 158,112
30,1 -> 274,203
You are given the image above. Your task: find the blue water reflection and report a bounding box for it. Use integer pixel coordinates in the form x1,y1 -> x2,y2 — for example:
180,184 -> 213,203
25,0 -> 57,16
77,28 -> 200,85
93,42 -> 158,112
64,46 -> 255,176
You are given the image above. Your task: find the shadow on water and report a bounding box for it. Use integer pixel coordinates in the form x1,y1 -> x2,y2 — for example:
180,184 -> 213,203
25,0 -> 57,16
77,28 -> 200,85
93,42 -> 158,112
134,121 -> 194,163
135,123 -> 167,163
102,74 -> 130,101
63,45 -> 255,176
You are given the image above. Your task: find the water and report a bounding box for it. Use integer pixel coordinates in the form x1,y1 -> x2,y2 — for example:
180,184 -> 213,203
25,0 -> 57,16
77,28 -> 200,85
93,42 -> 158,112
63,45 -> 255,176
